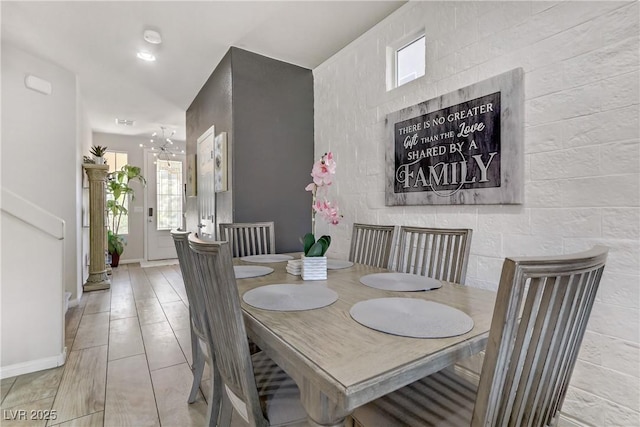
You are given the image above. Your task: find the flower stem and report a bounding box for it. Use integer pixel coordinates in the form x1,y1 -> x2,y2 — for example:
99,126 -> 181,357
311,189 -> 316,236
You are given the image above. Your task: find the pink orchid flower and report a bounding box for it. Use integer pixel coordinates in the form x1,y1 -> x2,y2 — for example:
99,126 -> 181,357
310,152 -> 336,186
313,199 -> 342,225
306,152 -> 341,226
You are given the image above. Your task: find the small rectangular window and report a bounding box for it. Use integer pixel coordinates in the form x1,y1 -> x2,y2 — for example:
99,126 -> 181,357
396,35 -> 425,87
104,151 -> 128,173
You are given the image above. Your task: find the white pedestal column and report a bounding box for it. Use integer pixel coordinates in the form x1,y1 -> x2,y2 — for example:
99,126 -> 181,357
83,164 -> 110,291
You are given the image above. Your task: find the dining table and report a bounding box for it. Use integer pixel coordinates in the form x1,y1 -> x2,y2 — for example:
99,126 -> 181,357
234,255 -> 497,426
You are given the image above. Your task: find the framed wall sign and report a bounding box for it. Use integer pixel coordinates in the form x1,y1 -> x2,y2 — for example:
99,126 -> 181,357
385,68 -> 524,205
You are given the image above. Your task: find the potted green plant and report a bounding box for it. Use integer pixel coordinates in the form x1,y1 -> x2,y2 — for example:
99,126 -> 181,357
106,164 -> 146,267
303,233 -> 331,257
90,145 -> 108,164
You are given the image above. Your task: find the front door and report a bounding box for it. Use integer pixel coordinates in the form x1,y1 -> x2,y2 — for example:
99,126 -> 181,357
145,151 -> 186,260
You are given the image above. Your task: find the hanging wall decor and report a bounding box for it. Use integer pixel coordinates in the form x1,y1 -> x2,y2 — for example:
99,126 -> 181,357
186,154 -> 197,197
214,132 -> 228,192
385,68 -> 524,206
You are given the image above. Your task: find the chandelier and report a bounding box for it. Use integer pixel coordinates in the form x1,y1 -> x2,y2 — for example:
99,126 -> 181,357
140,126 -> 184,163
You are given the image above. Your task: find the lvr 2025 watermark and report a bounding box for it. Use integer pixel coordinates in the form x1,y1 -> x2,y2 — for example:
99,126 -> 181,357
3,409 -> 57,421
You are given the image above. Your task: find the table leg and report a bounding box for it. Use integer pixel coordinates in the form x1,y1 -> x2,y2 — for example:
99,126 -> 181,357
299,385 -> 352,427
306,418 -> 348,427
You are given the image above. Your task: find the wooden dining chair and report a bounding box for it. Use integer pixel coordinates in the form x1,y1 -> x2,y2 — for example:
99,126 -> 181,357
188,235 -> 308,427
170,230 -> 224,427
219,221 -> 276,257
393,226 -> 473,284
353,246 -> 609,427
349,223 -> 396,268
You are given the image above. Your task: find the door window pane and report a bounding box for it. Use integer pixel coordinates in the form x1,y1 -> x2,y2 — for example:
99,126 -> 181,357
156,160 -> 183,230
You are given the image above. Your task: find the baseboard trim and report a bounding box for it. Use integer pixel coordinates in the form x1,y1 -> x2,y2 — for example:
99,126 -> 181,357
64,291 -> 72,314
1,348 -> 67,379
119,258 -> 143,265
139,259 -> 179,268
556,413 -> 591,427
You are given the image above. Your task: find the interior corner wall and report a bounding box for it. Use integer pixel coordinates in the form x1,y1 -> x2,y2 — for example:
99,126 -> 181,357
313,1 -> 639,425
77,85 -> 92,300
1,42 -> 80,299
186,50 -> 234,235
231,48 -> 314,252
186,48 -> 314,252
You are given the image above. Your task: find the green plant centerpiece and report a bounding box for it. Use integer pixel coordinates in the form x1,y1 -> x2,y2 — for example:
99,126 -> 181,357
106,164 -> 146,266
303,233 -> 331,257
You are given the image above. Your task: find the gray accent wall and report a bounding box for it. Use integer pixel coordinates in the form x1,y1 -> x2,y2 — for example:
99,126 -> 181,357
186,47 -> 313,252
186,50 -> 234,236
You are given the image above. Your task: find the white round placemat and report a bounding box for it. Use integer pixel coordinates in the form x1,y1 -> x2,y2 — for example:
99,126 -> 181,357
243,284 -> 339,311
234,265 -> 274,279
350,298 -> 474,338
240,254 -> 294,263
359,272 -> 442,291
327,259 -> 354,270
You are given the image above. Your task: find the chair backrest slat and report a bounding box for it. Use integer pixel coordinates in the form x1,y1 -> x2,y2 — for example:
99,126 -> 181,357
472,246 -> 608,427
348,223 -> 396,268
544,267 -> 602,425
526,274 -> 581,426
219,222 -> 276,257
170,230 -> 207,339
188,236 -> 268,427
394,226 -> 472,284
508,276 -> 561,424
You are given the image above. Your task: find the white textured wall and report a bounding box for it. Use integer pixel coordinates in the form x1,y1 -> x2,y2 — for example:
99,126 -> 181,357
1,42 -> 81,299
1,211 -> 65,377
78,86 -> 92,298
314,2 -> 639,425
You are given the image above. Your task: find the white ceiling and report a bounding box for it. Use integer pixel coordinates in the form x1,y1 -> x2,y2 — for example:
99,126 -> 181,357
2,1 -> 405,141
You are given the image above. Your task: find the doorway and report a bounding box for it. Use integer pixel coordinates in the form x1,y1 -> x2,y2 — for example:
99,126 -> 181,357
197,126 -> 216,237
144,151 -> 186,261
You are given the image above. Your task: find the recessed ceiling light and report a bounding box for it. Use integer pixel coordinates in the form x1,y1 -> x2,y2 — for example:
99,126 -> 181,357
143,29 -> 162,45
136,51 -> 156,62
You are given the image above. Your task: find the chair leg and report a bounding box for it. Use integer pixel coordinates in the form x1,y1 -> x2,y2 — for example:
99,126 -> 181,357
207,364 -> 231,427
204,380 -> 217,427
188,330 -> 205,403
218,386 -> 233,427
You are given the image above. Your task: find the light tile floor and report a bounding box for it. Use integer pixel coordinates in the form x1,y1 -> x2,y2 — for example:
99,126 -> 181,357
0,264 -> 246,427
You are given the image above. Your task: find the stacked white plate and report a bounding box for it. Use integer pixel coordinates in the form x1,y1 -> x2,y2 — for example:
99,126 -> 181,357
286,259 -> 302,276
